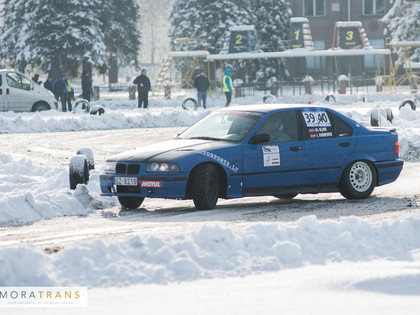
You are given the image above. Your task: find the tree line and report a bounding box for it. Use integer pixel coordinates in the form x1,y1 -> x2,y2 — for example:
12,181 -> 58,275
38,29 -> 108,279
0,0 -> 140,80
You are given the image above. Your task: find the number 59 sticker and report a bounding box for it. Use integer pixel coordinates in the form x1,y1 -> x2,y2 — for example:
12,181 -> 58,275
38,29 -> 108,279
302,111 -> 331,127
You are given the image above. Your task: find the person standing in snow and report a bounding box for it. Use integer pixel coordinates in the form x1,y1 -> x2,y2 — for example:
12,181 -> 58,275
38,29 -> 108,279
223,69 -> 234,107
63,74 -> 73,112
81,70 -> 92,102
193,70 -> 210,109
43,76 -> 53,92
133,69 -> 151,108
53,75 -> 67,112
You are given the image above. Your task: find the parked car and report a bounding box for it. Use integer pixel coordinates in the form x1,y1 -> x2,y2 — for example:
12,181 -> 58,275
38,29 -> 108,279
0,69 -> 58,112
99,104 -> 403,210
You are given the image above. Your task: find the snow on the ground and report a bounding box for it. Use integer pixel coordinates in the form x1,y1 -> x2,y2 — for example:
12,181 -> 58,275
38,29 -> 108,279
0,94 -> 419,227
1,214 -> 419,287
0,153 -> 112,227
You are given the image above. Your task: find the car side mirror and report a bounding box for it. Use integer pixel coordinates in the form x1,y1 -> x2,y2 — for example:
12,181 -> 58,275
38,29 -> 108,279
249,133 -> 270,145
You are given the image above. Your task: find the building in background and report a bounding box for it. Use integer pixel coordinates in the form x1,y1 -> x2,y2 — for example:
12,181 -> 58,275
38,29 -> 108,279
286,0 -> 392,78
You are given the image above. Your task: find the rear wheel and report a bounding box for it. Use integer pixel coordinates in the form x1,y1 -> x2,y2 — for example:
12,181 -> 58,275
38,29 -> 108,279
191,164 -> 220,210
340,161 -> 377,199
118,196 -> 144,209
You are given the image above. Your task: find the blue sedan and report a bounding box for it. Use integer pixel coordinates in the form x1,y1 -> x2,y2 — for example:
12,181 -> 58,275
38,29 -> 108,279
100,104 -> 403,210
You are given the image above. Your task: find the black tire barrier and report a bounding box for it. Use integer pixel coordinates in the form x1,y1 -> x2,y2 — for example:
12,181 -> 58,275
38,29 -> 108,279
90,105 -> 105,115
69,154 -> 89,190
263,94 -> 275,103
181,97 -> 198,110
370,108 -> 394,126
325,94 -> 336,103
399,100 -> 416,111
77,148 -> 95,170
72,99 -> 90,114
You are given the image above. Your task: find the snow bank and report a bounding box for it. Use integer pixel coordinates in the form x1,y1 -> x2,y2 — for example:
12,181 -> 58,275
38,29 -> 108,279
0,153 -> 113,227
0,214 -> 419,287
0,105 -> 207,134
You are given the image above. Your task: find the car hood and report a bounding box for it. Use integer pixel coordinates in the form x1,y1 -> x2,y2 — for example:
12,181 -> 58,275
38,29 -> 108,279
109,138 -> 234,162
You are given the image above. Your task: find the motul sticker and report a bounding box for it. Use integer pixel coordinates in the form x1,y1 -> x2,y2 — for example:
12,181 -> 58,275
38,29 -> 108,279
140,180 -> 162,188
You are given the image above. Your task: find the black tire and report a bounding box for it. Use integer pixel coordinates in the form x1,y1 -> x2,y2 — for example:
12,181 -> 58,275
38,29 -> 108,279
77,148 -> 94,170
325,94 -> 336,103
385,107 -> 393,123
181,97 -> 198,110
263,94 -> 275,103
399,100 -> 416,111
118,196 -> 144,209
90,105 -> 105,115
191,164 -> 220,210
72,99 -> 90,113
370,109 -> 380,126
273,193 -> 298,200
32,102 -> 50,112
339,160 -> 377,199
69,154 -> 89,190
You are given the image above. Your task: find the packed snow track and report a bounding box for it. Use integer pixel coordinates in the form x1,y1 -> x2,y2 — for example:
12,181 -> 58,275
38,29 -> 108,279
1,127 -> 419,253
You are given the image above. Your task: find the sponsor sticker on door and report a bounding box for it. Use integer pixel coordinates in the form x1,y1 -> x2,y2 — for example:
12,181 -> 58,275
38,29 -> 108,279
262,145 -> 280,167
140,180 -> 162,188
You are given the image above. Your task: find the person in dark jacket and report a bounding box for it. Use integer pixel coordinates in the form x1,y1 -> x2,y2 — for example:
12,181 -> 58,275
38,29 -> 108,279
193,70 -> 210,109
43,76 -> 53,92
81,70 -> 92,102
133,69 -> 151,108
53,75 -> 67,112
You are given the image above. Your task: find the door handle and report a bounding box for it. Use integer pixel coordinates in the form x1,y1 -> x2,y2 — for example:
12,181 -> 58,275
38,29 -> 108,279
6,88 -> 9,95
0,89 -> 2,95
290,146 -> 301,151
340,142 -> 350,147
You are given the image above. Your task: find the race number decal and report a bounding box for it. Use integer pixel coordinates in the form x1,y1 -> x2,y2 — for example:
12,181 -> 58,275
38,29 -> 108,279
262,145 -> 280,167
302,110 -> 331,127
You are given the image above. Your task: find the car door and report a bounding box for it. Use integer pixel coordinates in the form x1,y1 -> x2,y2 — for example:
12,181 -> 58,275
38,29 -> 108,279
5,72 -> 34,112
300,108 -> 356,185
242,110 -> 305,196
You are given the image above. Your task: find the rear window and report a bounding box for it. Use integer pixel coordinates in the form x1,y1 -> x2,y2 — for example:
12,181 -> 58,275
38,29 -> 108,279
330,113 -> 353,137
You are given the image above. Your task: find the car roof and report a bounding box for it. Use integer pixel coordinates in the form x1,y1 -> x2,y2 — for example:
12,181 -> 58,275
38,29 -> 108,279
218,103 -> 331,113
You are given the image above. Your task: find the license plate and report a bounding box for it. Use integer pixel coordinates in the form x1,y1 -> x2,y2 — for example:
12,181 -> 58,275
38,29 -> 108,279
115,177 -> 138,186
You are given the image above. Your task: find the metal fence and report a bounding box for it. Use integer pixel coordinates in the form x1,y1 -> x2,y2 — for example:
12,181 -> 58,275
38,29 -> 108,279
72,76 -> 417,101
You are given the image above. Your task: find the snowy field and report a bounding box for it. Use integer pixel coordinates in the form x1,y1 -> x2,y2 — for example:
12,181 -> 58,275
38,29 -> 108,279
1,93 -> 420,314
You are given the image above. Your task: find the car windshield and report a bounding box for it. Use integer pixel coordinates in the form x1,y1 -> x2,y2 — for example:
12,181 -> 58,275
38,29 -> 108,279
178,110 -> 264,142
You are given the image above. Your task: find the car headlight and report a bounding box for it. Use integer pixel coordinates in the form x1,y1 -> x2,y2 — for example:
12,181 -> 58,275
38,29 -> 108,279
105,161 -> 116,172
146,162 -> 180,172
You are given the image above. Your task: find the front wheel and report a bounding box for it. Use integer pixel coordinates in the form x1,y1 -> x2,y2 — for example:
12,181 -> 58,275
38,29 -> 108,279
340,161 -> 377,199
32,102 -> 50,112
118,196 -> 144,209
191,164 -> 220,210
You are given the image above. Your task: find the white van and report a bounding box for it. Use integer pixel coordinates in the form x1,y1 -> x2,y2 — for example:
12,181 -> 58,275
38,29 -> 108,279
0,69 -> 58,112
